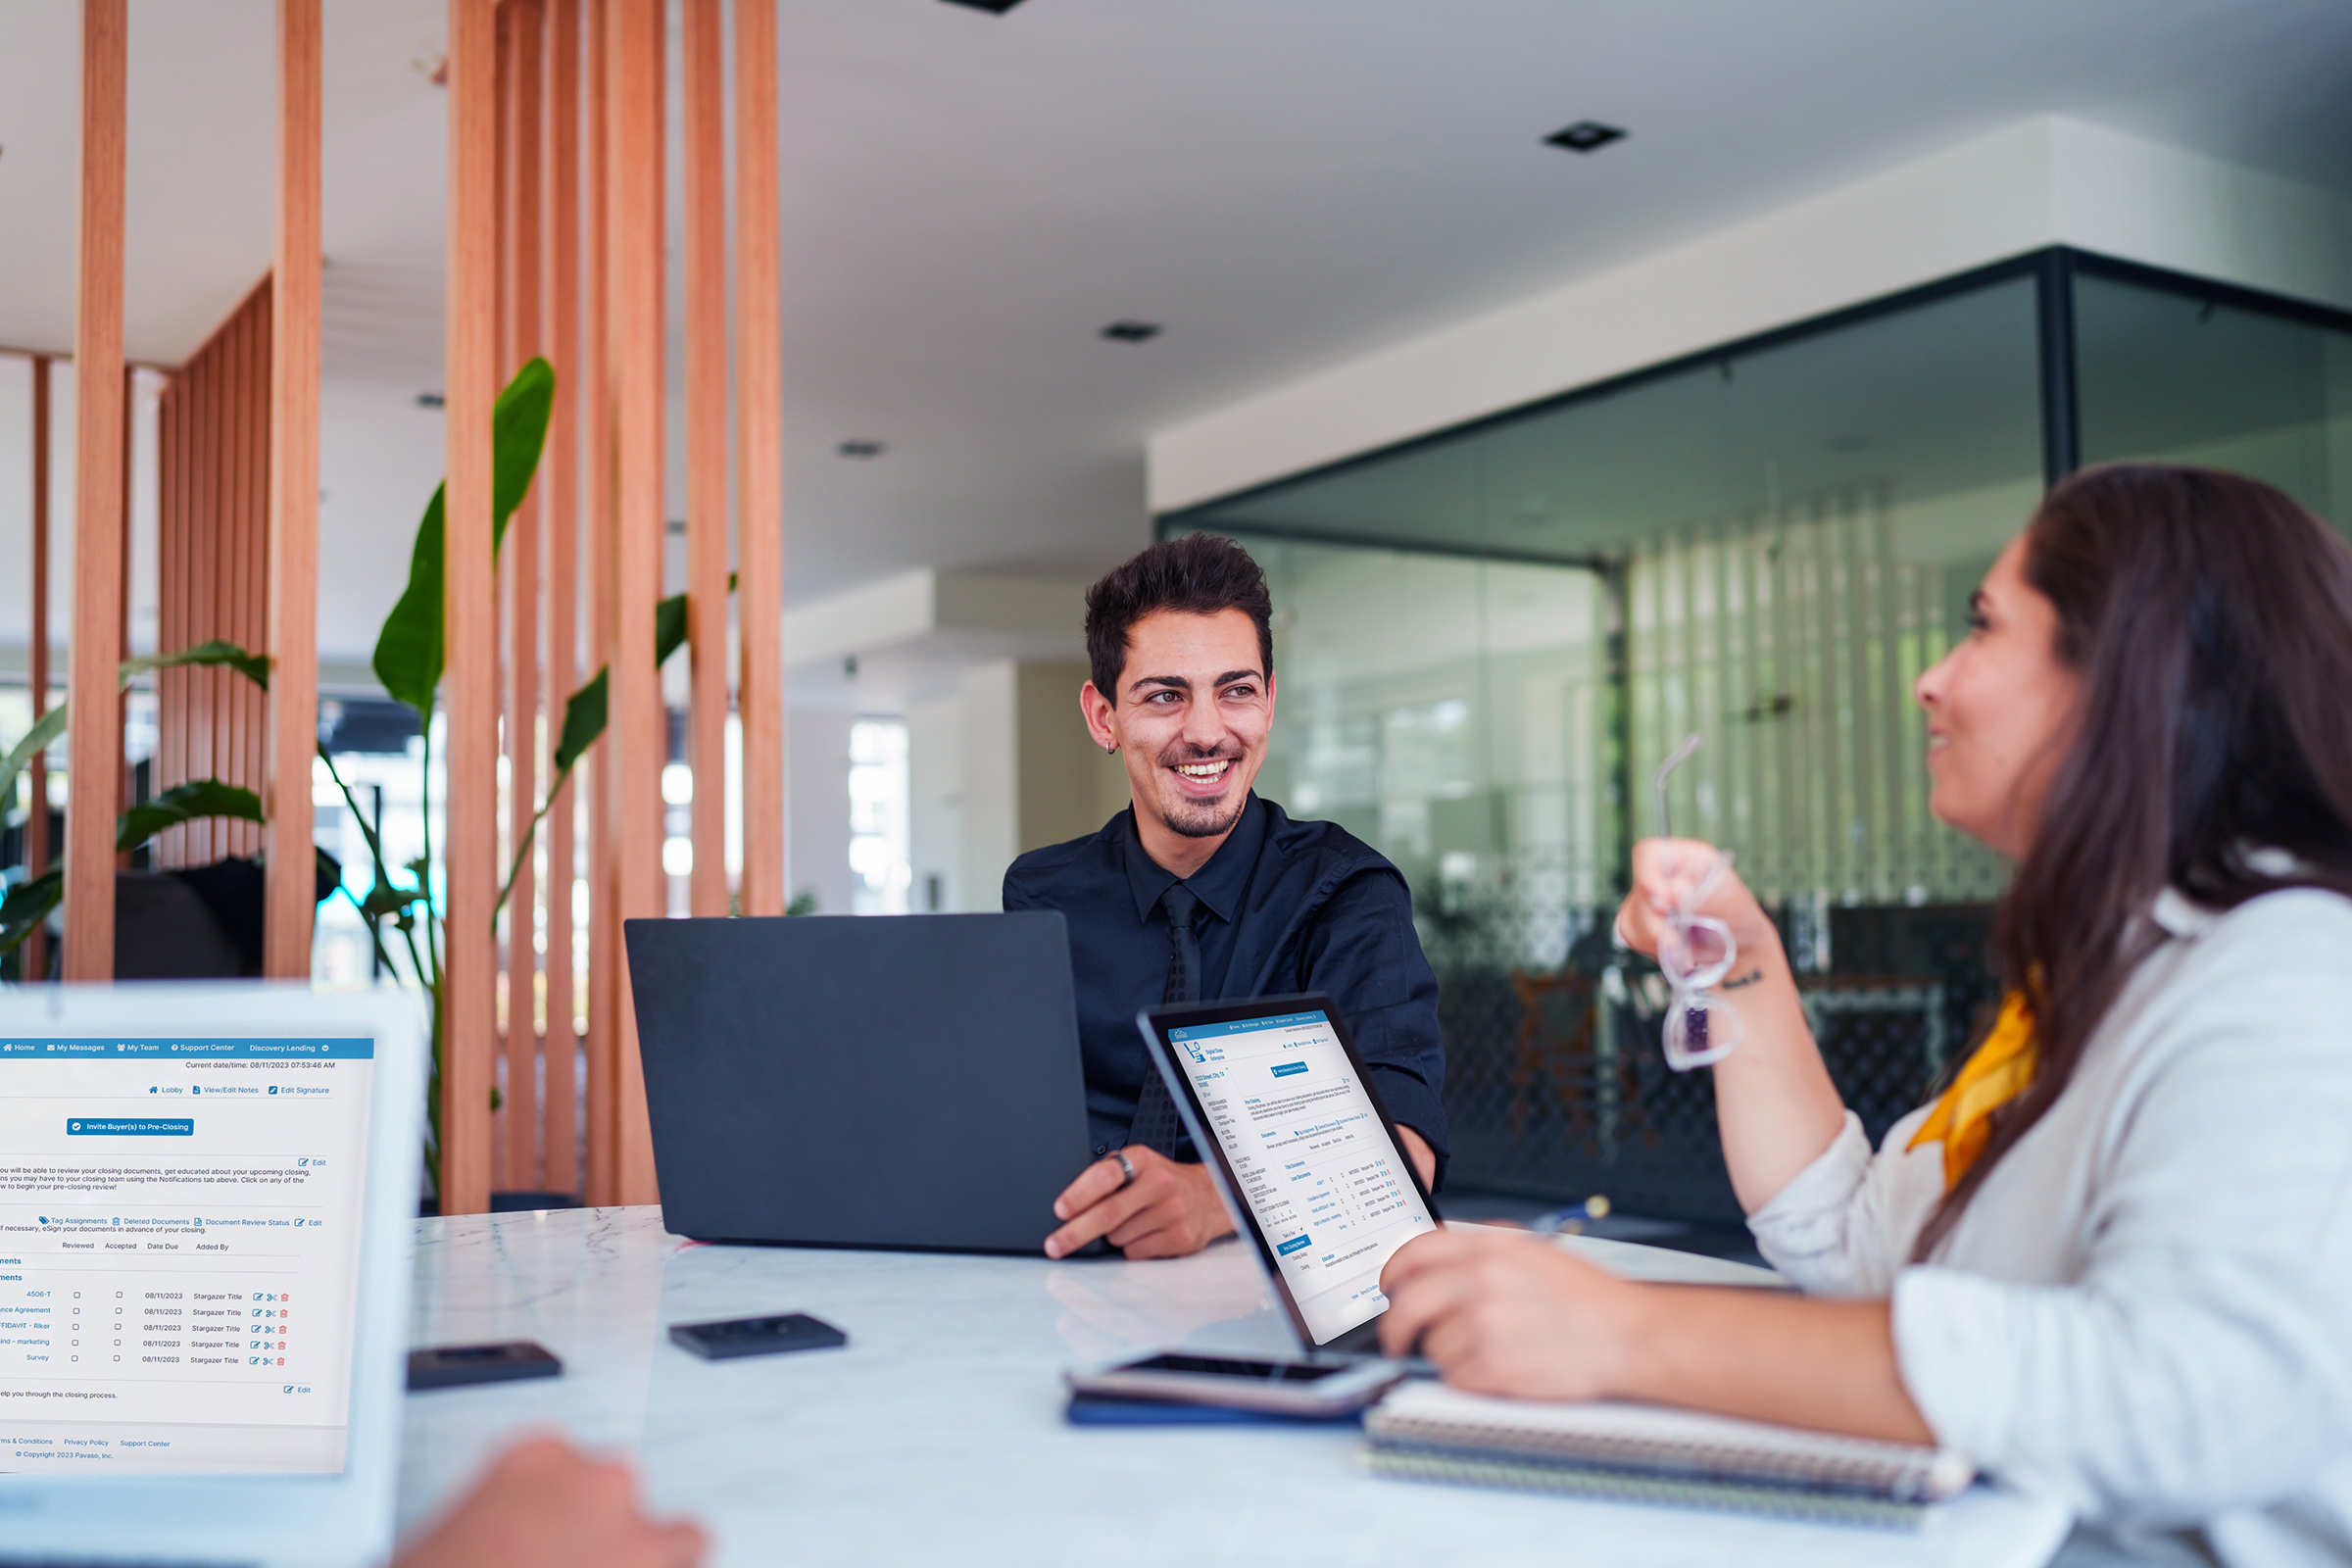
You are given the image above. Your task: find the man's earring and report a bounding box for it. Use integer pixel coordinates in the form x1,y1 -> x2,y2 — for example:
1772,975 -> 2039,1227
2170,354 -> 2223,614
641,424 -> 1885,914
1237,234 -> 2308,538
1105,743 -> 1117,756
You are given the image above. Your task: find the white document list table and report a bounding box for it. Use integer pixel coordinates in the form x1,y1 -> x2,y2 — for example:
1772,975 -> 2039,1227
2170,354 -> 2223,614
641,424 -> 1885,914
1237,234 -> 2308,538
400,1207 -> 2071,1568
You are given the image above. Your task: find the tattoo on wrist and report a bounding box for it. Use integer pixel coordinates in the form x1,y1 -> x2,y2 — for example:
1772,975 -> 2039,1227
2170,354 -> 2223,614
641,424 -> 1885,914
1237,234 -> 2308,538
1721,967 -> 1765,990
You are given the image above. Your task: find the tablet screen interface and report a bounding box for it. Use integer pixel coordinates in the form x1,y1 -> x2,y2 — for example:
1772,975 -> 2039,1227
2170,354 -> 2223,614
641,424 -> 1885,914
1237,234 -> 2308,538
0,1037 -> 376,1474
1164,1008 -> 1435,1345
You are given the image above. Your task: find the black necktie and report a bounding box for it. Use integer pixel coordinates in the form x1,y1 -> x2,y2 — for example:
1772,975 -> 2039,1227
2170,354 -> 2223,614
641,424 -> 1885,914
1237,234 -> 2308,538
1125,883 -> 1201,1157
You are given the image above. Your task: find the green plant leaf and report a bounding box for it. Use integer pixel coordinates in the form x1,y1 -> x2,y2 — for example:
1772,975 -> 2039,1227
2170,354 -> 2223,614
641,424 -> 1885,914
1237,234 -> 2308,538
0,869 -> 62,956
655,570 -> 737,669
117,778 -> 266,855
122,639 -> 270,692
362,882 -> 429,919
0,704 -> 69,815
369,358 -> 558,720
372,483 -> 446,716
554,666 -> 610,777
655,591 -> 688,668
493,358 -> 556,550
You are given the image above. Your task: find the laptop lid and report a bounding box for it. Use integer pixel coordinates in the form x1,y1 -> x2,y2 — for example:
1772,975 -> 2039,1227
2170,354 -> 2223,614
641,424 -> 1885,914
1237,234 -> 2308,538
625,912 -> 1095,1255
1135,994 -> 1441,1353
0,984 -> 426,1568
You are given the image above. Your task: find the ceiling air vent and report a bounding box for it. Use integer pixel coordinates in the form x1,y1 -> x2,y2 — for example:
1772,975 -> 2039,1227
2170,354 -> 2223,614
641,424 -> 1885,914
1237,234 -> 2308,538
1545,121 -> 1626,154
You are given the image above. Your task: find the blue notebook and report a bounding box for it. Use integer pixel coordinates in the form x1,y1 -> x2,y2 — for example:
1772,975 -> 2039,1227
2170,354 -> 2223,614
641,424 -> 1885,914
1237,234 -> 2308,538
1065,1393 -> 1363,1427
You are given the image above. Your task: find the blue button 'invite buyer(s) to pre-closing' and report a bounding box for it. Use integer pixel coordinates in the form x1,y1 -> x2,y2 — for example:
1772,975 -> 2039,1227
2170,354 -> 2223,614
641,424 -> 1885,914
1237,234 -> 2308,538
66,1118 -> 195,1136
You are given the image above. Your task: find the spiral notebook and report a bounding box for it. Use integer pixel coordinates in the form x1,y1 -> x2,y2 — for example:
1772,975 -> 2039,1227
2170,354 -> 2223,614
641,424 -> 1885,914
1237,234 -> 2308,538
1362,1383 -> 1974,1529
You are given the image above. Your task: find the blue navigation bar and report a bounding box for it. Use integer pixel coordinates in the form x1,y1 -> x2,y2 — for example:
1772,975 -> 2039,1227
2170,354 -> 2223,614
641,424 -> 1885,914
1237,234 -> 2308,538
67,1118 -> 194,1137
0,1038 -> 373,1060
1275,1234 -> 1313,1256
1167,1011 -> 1329,1043
1270,1061 -> 1308,1078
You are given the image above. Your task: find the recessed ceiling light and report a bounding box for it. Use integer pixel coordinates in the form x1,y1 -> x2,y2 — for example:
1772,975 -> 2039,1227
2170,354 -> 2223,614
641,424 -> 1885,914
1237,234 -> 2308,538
415,392 -> 444,409
941,0 -> 1026,12
1545,121 -> 1626,154
838,439 -> 886,460
1101,320 -> 1161,343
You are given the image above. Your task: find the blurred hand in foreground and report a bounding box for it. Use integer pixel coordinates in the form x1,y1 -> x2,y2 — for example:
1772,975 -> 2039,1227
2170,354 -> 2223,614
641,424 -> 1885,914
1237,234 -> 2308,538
392,1434 -> 707,1568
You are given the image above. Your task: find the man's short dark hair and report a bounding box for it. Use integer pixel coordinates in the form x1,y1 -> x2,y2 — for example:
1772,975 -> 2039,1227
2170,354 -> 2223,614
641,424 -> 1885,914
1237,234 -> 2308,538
1084,533 -> 1274,706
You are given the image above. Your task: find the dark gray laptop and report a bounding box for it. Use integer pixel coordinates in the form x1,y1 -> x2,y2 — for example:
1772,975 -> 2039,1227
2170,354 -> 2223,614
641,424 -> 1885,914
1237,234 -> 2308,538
624,911 -> 1097,1254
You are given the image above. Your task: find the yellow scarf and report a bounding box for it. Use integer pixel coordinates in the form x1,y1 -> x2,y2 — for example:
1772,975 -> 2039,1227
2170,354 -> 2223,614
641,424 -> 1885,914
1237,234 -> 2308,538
1907,990 -> 2037,1193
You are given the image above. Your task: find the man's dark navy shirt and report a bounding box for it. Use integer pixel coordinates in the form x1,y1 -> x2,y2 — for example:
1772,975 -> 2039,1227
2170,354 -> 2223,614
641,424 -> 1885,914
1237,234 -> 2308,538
1002,793 -> 1449,1185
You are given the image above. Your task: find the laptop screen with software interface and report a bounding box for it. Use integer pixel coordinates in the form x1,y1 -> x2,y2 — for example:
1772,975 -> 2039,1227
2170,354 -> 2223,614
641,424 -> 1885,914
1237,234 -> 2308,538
1145,998 -> 1439,1348
0,1034 -> 381,1476
0,989 -> 422,1568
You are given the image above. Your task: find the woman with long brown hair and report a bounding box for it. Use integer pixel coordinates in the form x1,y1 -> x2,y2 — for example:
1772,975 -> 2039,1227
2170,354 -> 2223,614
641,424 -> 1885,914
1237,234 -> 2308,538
1379,464 -> 2352,1563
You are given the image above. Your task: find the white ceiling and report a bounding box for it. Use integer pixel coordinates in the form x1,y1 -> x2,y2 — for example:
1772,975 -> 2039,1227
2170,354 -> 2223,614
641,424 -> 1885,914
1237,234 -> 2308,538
2,0 -> 2350,664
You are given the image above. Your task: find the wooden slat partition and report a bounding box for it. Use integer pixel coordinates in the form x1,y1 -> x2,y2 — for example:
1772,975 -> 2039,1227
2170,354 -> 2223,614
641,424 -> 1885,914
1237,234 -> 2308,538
683,0 -> 728,919
66,0 -> 130,980
433,0 -> 790,1202
735,0 -> 784,916
25,357 -> 54,981
264,0 -> 322,977
608,0 -> 663,1204
503,0 -> 547,1191
442,0 -> 501,1219
155,282 -> 273,870
544,0 -> 582,1197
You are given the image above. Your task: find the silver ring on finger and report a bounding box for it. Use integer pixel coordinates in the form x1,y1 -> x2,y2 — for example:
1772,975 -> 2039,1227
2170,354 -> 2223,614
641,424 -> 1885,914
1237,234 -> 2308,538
1114,1150 -> 1138,1187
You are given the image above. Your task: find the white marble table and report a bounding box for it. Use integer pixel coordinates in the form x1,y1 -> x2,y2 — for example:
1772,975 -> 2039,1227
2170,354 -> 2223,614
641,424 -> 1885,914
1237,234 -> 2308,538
401,1207 -> 2072,1568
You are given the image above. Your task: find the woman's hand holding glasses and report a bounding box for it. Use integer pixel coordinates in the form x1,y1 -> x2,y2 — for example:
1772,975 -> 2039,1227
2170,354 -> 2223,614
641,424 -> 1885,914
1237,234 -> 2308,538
1616,734 -> 1778,1071
1633,841 -> 1745,1070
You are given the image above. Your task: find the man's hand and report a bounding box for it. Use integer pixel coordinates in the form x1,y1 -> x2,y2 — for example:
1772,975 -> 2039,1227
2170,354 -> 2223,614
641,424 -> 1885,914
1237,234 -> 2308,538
1044,1146 -> 1234,1260
392,1434 -> 706,1568
1376,1227 -> 1644,1402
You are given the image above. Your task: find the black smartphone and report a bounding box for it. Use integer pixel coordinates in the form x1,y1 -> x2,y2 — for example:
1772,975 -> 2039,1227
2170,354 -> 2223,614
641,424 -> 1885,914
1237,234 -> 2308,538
669,1311 -> 848,1361
407,1340 -> 564,1391
1065,1352 -> 1404,1416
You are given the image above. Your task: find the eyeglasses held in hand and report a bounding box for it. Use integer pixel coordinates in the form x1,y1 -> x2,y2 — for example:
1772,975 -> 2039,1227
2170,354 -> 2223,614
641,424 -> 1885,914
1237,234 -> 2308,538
1651,733 -> 1743,1072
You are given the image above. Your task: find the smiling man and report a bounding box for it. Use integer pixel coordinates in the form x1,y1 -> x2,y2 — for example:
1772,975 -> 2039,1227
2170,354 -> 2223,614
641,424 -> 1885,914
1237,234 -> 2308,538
1004,533 -> 1447,1262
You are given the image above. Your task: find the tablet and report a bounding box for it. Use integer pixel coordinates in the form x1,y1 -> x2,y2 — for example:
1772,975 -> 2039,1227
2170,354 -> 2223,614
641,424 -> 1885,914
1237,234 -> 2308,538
1135,995 -> 1440,1353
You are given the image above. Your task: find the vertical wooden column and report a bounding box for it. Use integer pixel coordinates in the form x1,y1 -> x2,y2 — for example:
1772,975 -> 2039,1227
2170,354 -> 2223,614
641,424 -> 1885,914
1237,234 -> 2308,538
734,0 -> 784,917
490,0 -> 514,1188
66,0 -> 129,982
682,0 -> 727,918
264,0 -> 322,978
581,0 -> 616,1208
504,0 -> 547,1193
442,0 -> 500,1218
608,0 -> 664,1203
116,372 -> 133,852
543,0 -> 582,1197
26,358 -> 54,981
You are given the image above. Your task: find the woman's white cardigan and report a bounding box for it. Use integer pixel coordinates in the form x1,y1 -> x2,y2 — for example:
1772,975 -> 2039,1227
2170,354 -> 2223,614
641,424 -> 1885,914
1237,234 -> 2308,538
1749,889 -> 2352,1567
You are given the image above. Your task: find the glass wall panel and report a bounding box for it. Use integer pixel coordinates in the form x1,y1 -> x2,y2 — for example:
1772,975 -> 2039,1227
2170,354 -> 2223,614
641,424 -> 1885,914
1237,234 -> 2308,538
1233,536 -> 1612,959
1175,272 -> 2045,1219
2075,269 -> 2352,537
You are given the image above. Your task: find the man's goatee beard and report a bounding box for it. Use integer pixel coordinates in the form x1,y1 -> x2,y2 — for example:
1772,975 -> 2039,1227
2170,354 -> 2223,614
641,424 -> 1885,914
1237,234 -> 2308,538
1165,793 -> 1248,840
